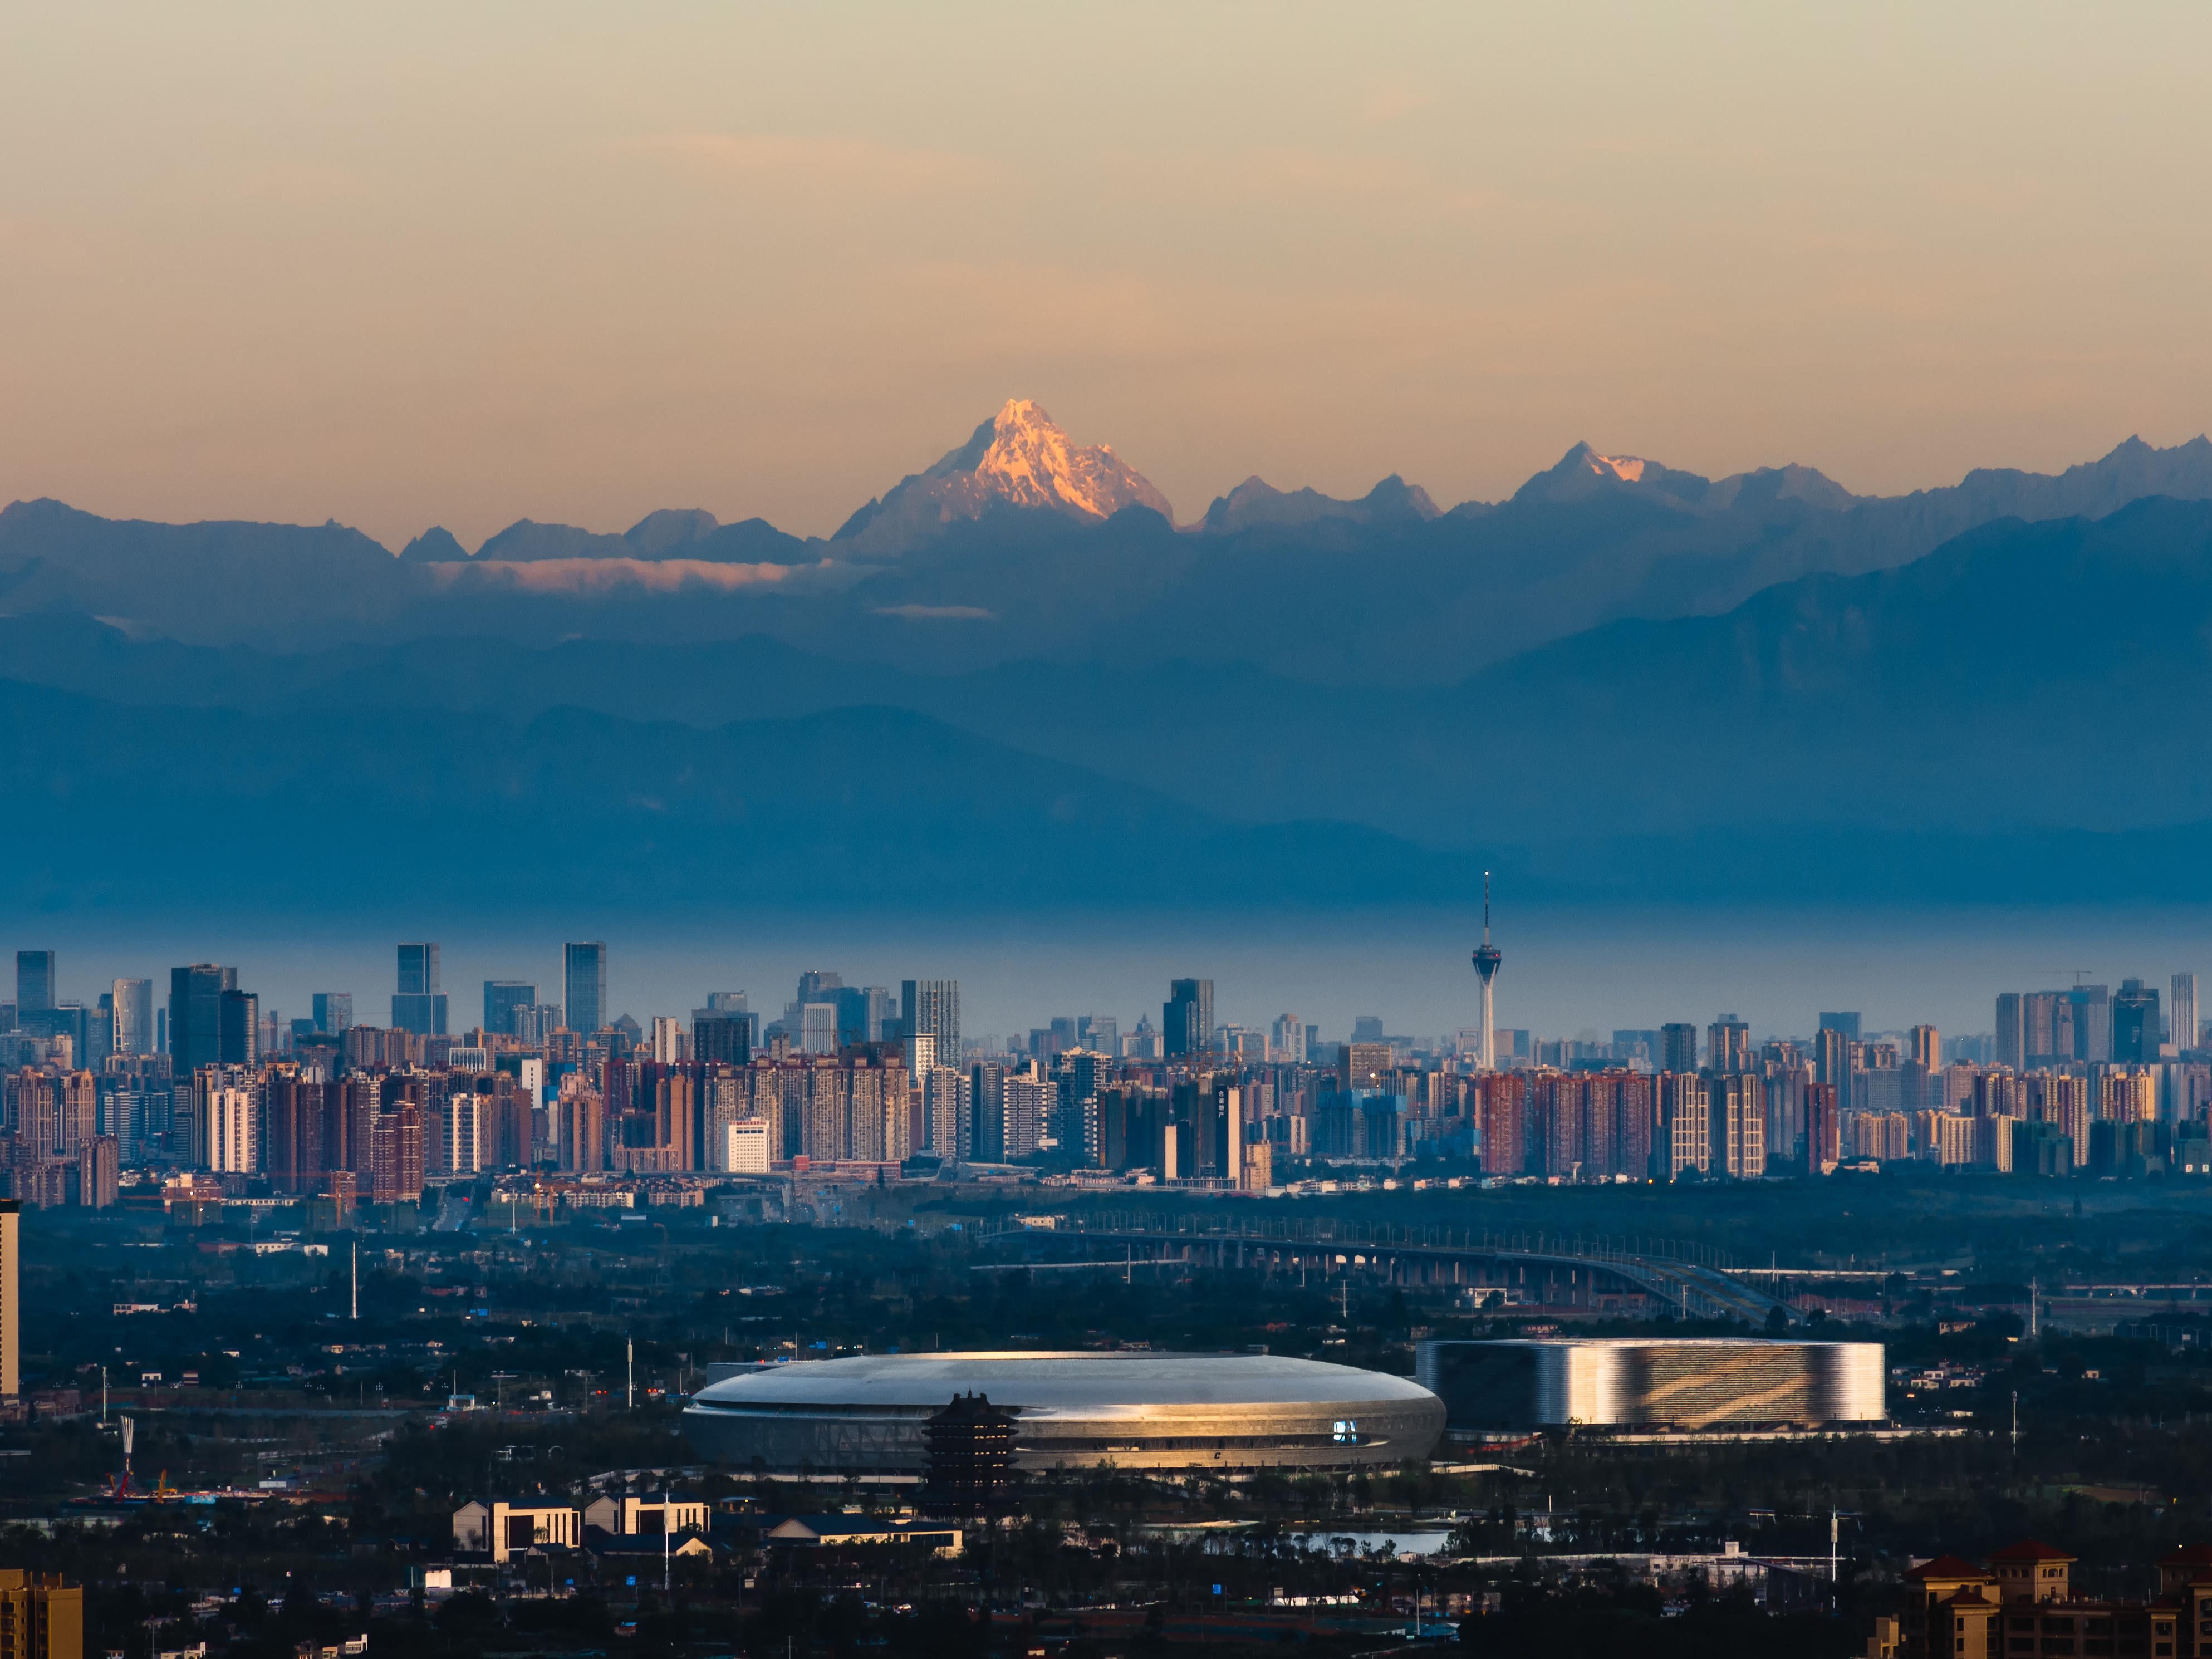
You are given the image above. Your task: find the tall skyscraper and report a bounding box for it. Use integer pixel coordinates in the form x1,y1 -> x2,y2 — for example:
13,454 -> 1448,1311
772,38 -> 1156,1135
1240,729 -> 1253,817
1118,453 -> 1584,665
650,1015 -> 683,1064
312,992 -> 354,1034
391,994 -> 448,1037
30,1003 -> 87,1064
1471,873 -> 1502,1072
796,969 -> 843,1006
694,1011 -> 751,1066
2071,983 -> 2111,1063
2112,979 -> 2160,1065
1164,978 -> 1213,1059
111,978 -> 153,1057
0,1200 -> 16,1397
694,993 -> 758,1056
1804,1081 -> 1839,1172
903,980 -> 960,1071
1706,1013 -> 1751,1074
564,943 -> 607,1035
1994,993 -> 2023,1071
924,1064 -> 969,1159
1813,1026 -> 1851,1112
1660,1072 -> 1710,1179
832,986 -> 871,1047
1908,1025 -> 1940,1071
1817,1012 -> 1862,1041
1659,1023 -> 1698,1074
1346,1042 -> 1394,1093
970,1062 -> 1007,1161
219,988 -> 259,1066
484,980 -> 538,1038
862,986 -> 895,1043
90,995 -> 116,1069
1709,1072 -> 1765,1178
393,944 -> 448,1037
398,943 -> 439,996
14,953 -> 54,1014
2174,973 -> 2200,1053
204,1075 -> 258,1172
169,964 -> 236,1076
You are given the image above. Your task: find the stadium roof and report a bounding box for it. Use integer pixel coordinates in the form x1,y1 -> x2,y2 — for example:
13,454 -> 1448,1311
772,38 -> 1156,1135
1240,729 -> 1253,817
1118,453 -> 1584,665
693,1351 -> 1438,1413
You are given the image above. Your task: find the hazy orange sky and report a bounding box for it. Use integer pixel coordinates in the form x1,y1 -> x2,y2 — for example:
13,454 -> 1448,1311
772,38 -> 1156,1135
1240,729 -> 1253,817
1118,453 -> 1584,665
4,3 -> 2209,551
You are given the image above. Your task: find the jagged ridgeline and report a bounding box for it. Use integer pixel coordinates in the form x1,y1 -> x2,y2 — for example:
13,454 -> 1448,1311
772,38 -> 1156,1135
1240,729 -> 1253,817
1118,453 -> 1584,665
5,415 -> 2212,913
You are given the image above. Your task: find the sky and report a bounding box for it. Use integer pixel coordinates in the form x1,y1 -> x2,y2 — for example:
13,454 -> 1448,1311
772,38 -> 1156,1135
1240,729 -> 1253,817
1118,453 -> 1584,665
4,4 -> 2211,552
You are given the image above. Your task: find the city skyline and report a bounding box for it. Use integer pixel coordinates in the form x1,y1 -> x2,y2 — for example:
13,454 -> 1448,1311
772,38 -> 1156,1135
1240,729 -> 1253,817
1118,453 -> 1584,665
17,929 -> 2211,1200
13,911 -> 2212,1061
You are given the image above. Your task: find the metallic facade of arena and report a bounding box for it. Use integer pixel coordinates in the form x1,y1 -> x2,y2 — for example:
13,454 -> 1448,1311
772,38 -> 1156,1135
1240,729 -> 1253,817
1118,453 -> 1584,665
1416,1338 -> 1886,1431
682,1351 -> 1446,1474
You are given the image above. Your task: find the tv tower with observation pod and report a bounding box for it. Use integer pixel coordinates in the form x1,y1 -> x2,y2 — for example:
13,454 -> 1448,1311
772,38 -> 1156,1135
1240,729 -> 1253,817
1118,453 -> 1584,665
1472,872 -> 1503,1071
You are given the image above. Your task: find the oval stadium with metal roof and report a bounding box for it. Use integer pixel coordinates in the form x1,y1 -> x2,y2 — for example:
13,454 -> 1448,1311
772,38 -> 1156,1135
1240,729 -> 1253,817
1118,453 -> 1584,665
682,1351 -> 1445,1474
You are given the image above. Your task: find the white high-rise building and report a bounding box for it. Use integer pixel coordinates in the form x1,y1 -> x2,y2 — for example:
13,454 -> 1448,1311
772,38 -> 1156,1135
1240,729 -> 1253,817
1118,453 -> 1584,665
1269,1014 -> 1306,1063
1003,1077 -> 1056,1157
923,1066 -> 970,1159
445,1093 -> 487,1174
724,1120 -> 772,1174
800,1003 -> 838,1055
204,1084 -> 257,1173
650,1015 -> 683,1064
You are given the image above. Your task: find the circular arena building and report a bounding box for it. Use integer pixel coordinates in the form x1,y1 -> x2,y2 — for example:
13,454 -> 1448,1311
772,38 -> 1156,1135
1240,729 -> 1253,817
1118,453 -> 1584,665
682,1351 -> 1445,1475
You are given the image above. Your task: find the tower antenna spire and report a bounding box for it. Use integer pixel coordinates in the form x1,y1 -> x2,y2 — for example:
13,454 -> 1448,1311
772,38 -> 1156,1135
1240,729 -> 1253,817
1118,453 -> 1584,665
1472,871 -> 1503,1072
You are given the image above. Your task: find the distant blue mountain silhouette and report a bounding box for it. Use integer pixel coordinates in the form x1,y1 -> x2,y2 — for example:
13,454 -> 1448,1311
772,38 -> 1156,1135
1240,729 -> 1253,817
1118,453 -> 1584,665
7,435 -> 2212,914
13,493 -> 2212,915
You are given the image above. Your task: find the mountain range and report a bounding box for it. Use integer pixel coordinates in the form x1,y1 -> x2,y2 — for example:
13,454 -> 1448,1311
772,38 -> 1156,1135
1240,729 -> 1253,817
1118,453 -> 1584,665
10,402 -> 2212,685
5,404 -> 2212,917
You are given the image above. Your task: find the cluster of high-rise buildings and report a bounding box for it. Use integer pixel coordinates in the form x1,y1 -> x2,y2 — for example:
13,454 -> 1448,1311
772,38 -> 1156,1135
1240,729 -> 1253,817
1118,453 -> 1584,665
1993,977 -> 2196,1070
1,950 -> 129,1208
1459,995 -> 2212,1180
0,945 -> 974,1206
4,943 -> 2209,1205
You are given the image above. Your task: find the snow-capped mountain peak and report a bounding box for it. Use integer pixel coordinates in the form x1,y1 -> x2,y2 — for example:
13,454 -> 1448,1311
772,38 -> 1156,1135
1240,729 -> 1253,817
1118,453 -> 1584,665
834,399 -> 1172,553
1585,451 -> 1647,483
963,398 -> 1169,519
